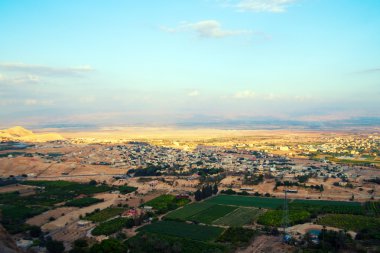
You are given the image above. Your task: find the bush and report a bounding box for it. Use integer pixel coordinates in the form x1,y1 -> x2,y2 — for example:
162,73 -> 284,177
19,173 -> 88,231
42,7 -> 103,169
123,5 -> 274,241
46,239 -> 65,253
29,226 -> 42,237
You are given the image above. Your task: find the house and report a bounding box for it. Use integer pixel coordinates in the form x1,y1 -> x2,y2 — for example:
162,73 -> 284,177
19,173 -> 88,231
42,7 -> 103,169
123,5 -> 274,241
143,205 -> 153,211
122,209 -> 139,217
176,193 -> 190,199
77,220 -> 91,227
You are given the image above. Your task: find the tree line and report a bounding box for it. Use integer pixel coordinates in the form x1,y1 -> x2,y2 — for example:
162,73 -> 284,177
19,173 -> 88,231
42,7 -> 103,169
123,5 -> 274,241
194,183 -> 218,201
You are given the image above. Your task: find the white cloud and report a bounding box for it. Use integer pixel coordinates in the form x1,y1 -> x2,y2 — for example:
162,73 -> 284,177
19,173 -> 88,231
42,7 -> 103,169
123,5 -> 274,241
0,73 -> 41,85
162,20 -> 250,39
0,62 -> 94,77
236,0 -> 296,13
233,90 -> 256,99
188,90 -> 200,97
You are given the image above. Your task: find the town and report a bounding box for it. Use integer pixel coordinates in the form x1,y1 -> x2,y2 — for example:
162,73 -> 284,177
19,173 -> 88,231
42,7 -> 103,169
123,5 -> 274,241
0,127 -> 379,253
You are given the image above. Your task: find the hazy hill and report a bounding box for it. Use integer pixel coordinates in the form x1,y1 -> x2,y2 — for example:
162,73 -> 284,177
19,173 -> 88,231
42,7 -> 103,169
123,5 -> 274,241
0,126 -> 64,142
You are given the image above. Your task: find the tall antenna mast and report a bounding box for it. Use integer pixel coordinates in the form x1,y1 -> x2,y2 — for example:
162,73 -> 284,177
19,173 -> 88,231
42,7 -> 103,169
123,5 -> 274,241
282,187 -> 289,235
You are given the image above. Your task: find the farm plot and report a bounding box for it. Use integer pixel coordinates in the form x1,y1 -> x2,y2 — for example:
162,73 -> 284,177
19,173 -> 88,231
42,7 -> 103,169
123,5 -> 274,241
257,210 -> 311,227
290,199 -> 363,215
92,217 -> 133,236
213,207 -> 263,227
65,197 -> 103,207
137,220 -> 224,242
165,202 -> 215,220
189,205 -> 238,224
317,214 -> 380,232
144,194 -> 190,214
85,207 -> 124,222
205,195 -> 284,209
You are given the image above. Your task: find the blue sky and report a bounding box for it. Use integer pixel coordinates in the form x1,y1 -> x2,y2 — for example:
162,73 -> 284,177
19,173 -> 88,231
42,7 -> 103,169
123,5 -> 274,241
1,0 -> 379,127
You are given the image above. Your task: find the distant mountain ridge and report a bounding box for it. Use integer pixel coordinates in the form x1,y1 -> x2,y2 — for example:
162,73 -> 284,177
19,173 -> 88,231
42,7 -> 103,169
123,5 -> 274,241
0,126 -> 64,142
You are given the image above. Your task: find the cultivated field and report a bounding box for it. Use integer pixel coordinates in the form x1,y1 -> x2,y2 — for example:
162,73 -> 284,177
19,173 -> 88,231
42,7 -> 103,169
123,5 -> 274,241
206,195 -> 284,209
317,214 -> 380,232
137,220 -> 225,241
165,202 -> 215,220
84,207 -> 125,222
213,207 -> 263,227
189,204 -> 238,224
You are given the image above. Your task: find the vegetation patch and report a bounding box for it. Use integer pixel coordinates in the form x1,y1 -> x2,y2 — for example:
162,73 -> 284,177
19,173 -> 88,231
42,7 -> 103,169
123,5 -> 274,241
257,210 -> 311,227
85,207 -> 125,222
92,217 -> 134,236
144,194 -> 190,214
213,207 -> 263,227
137,220 -> 225,242
189,204 -> 237,224
317,214 -> 380,232
118,185 -> 137,194
206,195 -> 284,209
217,227 -> 257,246
165,202 -> 215,220
65,197 -> 103,207
127,232 -> 229,253
291,199 -> 362,215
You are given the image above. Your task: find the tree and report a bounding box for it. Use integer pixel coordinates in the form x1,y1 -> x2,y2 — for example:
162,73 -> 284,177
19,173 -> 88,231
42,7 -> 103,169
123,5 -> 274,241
89,239 -> 127,253
29,225 -> 42,237
89,180 -> 97,186
46,239 -> 65,253
213,183 -> 218,195
201,186 -> 207,199
194,189 -> 202,201
73,239 -> 88,248
70,239 -> 89,253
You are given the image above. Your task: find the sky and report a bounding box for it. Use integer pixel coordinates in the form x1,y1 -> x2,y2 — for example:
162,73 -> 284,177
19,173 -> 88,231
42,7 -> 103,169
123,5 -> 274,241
1,0 -> 380,128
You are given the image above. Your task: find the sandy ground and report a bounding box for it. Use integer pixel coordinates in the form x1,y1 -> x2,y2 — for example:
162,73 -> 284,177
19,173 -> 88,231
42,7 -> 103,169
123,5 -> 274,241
26,207 -> 78,227
50,221 -> 95,250
0,156 -> 129,178
236,235 -> 295,253
41,193 -> 122,232
0,184 -> 36,195
288,223 -> 356,239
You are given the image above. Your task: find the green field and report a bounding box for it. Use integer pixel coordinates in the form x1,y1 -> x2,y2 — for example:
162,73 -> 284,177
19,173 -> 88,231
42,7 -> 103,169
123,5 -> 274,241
144,194 -> 190,214
204,195 -> 363,213
257,210 -> 311,227
317,214 -> 380,232
65,197 -> 103,207
127,232 -> 229,253
137,220 -> 225,242
118,185 -> 138,194
92,217 -> 133,236
189,205 -> 238,224
85,207 -> 125,222
290,199 -> 363,215
165,202 -> 215,220
213,207 -> 263,227
205,195 -> 284,209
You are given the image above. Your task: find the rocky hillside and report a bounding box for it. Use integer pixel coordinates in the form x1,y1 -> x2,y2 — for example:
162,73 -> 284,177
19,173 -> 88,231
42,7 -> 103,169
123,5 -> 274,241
0,225 -> 23,253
